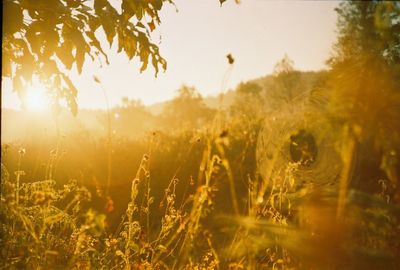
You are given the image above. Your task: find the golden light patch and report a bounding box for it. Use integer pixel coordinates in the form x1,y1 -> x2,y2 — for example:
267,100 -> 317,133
24,83 -> 49,112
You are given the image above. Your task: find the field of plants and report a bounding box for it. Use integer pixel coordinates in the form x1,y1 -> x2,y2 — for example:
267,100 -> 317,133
1,1 -> 400,269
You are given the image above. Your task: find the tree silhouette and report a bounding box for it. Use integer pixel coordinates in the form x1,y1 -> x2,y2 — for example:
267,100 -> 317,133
266,55 -> 304,108
163,85 -> 214,130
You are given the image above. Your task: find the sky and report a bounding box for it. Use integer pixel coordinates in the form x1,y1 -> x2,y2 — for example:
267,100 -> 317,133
2,0 -> 339,110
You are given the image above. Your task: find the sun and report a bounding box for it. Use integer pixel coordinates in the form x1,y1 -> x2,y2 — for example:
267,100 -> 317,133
24,83 -> 49,112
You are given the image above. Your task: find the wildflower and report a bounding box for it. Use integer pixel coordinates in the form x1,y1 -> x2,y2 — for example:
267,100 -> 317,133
226,53 -> 235,65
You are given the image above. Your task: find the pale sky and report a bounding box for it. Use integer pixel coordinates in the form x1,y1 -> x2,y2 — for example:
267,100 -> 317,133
2,0 -> 339,110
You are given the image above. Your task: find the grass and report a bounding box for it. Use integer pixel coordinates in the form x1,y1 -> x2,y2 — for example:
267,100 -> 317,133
1,109 -> 399,269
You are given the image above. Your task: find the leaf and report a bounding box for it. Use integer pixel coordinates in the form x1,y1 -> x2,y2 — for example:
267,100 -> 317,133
25,21 -> 44,55
94,0 -> 108,12
152,55 -> 159,76
121,0 -> 136,21
43,28 -> 59,58
97,1 -> 119,47
152,0 -> 163,11
136,22 -> 146,29
75,46 -> 86,74
3,1 -> 23,35
148,20 -> 156,32
85,30 -> 109,64
135,5 -> 144,20
66,0 -> 81,9
57,41 -> 74,69
117,28 -> 124,53
139,49 -> 149,73
88,14 -> 101,31
62,73 -> 78,98
102,17 -> 116,46
124,32 -> 137,60
42,59 -> 59,75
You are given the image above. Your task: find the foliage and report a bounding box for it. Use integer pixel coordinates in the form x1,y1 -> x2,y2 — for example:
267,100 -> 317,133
2,116 -> 400,268
0,129 -> 227,268
327,1 -> 400,196
3,0 -> 172,115
331,1 -> 400,65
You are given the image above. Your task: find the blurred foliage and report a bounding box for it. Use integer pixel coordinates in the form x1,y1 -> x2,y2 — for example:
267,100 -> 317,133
327,1 -> 400,196
330,1 -> 400,65
109,98 -> 157,138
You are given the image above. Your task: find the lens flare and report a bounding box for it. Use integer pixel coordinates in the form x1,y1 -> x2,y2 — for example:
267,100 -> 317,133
24,83 -> 49,112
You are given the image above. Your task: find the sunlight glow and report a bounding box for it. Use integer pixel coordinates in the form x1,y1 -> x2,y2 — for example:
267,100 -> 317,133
24,83 -> 49,112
